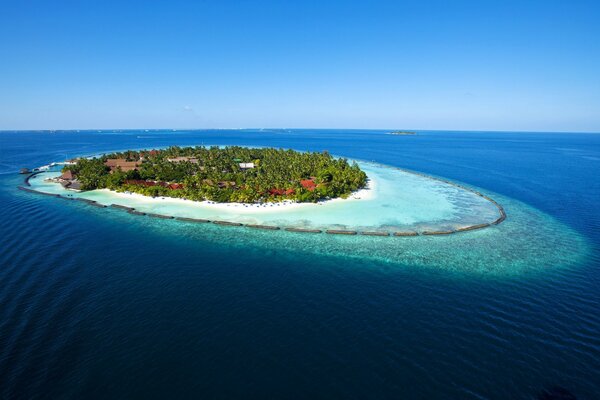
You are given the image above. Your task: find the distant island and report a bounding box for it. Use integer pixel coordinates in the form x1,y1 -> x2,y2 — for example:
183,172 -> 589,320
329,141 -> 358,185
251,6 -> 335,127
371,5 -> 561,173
58,146 -> 367,203
387,131 -> 416,135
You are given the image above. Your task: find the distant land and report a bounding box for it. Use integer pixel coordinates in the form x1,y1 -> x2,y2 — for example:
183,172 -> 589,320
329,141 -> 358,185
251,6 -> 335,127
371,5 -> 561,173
387,131 -> 416,135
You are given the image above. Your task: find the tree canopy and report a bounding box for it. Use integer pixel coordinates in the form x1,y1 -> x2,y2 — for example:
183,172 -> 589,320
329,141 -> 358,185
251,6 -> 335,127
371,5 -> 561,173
64,146 -> 368,203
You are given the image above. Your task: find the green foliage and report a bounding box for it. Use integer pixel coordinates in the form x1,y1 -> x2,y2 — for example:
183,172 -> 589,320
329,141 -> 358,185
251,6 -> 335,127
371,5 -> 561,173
63,158 -> 108,190
69,146 -> 368,203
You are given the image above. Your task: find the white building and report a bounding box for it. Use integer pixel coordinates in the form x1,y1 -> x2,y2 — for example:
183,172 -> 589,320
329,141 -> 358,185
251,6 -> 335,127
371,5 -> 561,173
239,162 -> 255,170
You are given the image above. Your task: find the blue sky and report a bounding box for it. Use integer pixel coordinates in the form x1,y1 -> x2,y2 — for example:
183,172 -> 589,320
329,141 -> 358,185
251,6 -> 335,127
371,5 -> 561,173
1,0 -> 599,132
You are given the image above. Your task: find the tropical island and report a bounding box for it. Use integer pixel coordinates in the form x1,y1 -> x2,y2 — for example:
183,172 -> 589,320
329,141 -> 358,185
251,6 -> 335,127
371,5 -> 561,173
58,146 -> 368,203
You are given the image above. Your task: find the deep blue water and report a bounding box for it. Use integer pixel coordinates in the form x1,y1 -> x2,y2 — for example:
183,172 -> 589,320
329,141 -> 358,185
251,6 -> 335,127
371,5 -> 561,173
0,129 -> 599,399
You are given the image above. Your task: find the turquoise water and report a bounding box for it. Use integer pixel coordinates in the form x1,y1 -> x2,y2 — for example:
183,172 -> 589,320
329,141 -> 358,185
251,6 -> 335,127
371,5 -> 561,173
1,129 -> 599,398
29,160 -> 501,232
27,160 -> 586,276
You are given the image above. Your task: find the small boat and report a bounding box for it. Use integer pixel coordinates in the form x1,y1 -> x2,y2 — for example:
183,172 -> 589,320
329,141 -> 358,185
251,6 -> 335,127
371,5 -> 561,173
19,168 -> 30,174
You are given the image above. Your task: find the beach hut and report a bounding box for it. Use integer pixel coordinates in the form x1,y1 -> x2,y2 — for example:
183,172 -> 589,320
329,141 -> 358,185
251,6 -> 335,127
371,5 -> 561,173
60,170 -> 75,180
105,159 -> 140,173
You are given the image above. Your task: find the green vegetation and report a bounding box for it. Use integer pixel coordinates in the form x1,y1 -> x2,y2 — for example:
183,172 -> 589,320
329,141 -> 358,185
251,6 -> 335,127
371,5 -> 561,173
63,146 -> 368,203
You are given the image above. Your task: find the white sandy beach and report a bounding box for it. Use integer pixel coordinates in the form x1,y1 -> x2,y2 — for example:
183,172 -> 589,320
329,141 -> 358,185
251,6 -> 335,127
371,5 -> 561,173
94,177 -> 376,214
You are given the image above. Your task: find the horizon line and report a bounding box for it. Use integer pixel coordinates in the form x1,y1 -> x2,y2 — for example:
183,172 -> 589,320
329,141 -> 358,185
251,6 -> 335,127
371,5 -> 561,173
1,128 -> 599,134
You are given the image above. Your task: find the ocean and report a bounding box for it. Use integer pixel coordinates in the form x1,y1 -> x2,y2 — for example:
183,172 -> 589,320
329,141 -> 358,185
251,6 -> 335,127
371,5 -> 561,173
0,129 -> 599,399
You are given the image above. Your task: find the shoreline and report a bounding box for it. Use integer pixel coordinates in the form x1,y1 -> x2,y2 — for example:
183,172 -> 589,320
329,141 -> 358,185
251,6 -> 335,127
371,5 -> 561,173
93,177 -> 376,213
20,159 -> 504,236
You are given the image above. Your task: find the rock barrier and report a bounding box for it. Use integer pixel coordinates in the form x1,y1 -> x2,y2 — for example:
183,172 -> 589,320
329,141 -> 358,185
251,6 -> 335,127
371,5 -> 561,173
128,210 -> 146,216
88,202 -> 107,208
361,231 -> 390,236
175,217 -> 211,223
285,227 -> 322,233
23,171 -> 45,186
146,213 -> 174,219
213,220 -> 243,226
326,230 -> 358,235
422,230 -> 454,236
246,224 -> 280,230
455,223 -> 490,232
75,198 -> 98,205
110,204 -> 135,211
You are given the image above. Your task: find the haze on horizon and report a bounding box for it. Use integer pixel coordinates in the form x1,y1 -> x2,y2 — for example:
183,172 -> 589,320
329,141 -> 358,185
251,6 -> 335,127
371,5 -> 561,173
1,0 -> 599,133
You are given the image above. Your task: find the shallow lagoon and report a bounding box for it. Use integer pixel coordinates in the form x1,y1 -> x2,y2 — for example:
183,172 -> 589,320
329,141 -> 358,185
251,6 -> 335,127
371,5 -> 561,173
26,157 -> 587,276
30,161 -> 500,232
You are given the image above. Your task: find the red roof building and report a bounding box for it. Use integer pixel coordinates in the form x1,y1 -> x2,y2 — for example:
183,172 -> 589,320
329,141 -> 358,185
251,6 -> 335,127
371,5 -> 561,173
269,188 -> 295,196
105,159 -> 141,172
300,179 -> 316,191
60,170 -> 75,180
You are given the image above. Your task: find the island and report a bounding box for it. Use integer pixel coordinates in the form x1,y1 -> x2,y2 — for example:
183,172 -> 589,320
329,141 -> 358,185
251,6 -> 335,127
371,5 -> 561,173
387,131 -> 416,135
57,146 -> 368,203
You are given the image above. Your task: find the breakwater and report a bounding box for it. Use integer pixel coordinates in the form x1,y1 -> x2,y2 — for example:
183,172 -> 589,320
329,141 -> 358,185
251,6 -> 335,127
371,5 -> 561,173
19,168 -> 506,237
395,167 -> 507,227
23,171 -> 45,186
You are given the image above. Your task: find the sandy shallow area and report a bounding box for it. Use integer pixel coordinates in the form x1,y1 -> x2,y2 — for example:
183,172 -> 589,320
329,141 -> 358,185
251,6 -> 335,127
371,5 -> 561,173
29,161 -> 500,231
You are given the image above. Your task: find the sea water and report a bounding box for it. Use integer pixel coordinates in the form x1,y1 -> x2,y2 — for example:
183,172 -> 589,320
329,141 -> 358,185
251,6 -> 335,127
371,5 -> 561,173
0,129 -> 599,398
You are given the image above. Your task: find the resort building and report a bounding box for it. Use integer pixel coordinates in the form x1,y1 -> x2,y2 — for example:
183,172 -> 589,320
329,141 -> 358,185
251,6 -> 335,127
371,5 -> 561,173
300,179 -> 316,191
239,162 -> 255,170
57,169 -> 82,190
167,157 -> 199,163
60,170 -> 76,180
269,188 -> 295,196
105,159 -> 141,173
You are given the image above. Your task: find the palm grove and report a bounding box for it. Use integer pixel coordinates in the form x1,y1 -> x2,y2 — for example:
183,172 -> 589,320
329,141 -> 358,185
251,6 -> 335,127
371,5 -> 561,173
64,146 -> 368,203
